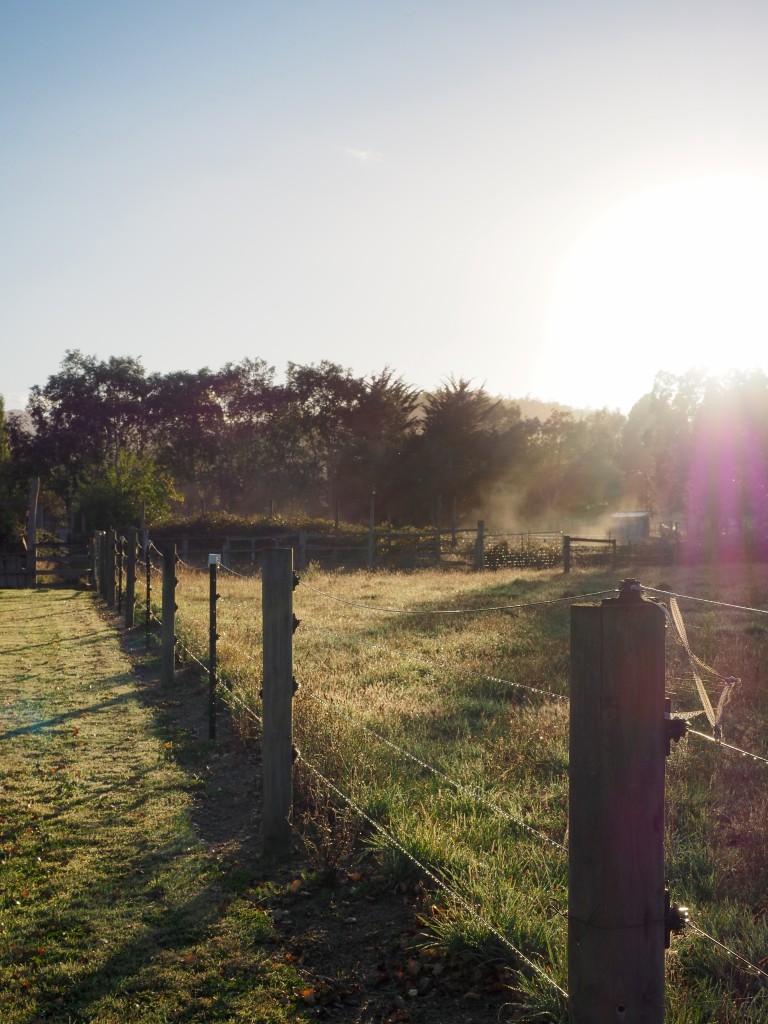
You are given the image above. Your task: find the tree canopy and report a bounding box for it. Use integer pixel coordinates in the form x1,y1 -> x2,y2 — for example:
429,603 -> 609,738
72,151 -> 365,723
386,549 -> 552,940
7,352 -> 768,545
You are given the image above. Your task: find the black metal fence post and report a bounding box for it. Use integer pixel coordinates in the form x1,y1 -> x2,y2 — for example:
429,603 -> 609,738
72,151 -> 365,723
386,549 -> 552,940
208,553 -> 220,741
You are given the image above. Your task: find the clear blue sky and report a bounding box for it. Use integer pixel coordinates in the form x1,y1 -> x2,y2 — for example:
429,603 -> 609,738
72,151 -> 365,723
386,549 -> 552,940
4,1 -> 768,414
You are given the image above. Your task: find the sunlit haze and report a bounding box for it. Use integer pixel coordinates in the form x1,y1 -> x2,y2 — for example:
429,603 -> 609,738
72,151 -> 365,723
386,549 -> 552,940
3,2 -> 768,414
542,175 -> 768,410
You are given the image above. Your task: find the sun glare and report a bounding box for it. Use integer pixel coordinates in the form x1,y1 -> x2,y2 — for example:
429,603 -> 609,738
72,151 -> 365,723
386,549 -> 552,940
541,174 -> 768,409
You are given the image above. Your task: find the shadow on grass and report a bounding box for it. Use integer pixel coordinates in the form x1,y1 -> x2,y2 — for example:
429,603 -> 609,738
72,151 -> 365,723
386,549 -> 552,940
10,647 -> 280,1023
1,690 -> 136,739
0,630 -> 118,655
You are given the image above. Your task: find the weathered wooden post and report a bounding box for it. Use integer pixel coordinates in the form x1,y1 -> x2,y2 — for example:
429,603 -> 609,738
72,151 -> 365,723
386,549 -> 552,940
104,528 -> 117,606
262,548 -> 296,860
92,531 -> 103,593
475,519 -> 485,571
117,535 -> 124,614
563,534 -> 571,574
569,579 -> 675,1023
298,531 -> 308,570
367,489 -> 376,570
145,546 -> 152,651
435,493 -> 442,565
160,544 -> 177,687
125,529 -> 138,628
208,554 -> 220,741
98,531 -> 107,598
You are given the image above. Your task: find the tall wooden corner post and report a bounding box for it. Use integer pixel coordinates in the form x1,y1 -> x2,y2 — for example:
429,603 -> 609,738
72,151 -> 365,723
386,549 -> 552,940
569,579 -> 667,1024
262,548 -> 296,861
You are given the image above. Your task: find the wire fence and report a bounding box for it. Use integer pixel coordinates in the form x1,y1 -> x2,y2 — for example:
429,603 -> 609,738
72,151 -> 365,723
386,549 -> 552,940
96,537 -> 768,1013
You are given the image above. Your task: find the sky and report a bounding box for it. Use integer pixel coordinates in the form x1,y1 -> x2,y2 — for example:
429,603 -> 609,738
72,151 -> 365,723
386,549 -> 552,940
3,1 -> 768,415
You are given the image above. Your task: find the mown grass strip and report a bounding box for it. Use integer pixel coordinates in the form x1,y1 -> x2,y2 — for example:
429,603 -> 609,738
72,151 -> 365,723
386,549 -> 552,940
0,589 -> 308,1024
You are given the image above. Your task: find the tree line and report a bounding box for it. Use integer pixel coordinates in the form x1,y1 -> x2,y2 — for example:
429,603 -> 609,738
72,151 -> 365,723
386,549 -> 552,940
1,351 -> 767,547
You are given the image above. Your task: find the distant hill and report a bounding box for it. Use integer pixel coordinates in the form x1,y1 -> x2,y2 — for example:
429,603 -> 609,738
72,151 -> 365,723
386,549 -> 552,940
505,396 -> 596,422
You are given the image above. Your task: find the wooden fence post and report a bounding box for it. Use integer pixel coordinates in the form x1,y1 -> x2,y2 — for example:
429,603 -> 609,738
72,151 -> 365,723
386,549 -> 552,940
563,534 -> 571,574
368,490 -> 376,570
92,531 -> 103,594
125,529 -> 138,628
435,494 -> 442,564
145,545 -> 152,651
299,531 -> 308,571
569,580 -> 666,1023
103,529 -> 116,605
160,544 -> 177,687
117,535 -> 124,614
475,519 -> 485,571
208,554 -> 219,741
262,548 -> 295,861
98,530 -> 107,598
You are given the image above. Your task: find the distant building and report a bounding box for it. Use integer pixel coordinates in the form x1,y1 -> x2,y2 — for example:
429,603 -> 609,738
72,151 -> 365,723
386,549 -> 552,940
610,511 -> 651,544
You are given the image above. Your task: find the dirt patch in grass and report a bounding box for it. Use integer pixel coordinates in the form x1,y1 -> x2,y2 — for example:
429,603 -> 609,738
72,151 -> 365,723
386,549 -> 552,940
0,590 -> 528,1024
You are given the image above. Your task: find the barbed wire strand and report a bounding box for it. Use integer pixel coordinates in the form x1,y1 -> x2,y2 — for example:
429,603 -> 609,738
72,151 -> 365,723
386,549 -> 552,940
299,580 -> 616,617
296,622 -> 568,705
298,755 -> 568,999
370,638 -> 568,704
644,586 -> 768,617
302,691 -> 566,852
175,635 -> 210,676
147,559 -> 163,581
218,562 -> 252,579
688,728 -> 768,767
219,684 -> 262,725
688,922 -> 768,983
146,541 -> 165,562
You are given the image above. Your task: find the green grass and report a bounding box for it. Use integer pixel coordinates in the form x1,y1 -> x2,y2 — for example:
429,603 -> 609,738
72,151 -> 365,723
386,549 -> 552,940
0,589 -> 310,1024
171,561 -> 768,1020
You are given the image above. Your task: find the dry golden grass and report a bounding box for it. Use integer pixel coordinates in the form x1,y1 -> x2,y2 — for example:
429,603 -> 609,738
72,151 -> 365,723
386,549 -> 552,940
171,560 -> 768,1021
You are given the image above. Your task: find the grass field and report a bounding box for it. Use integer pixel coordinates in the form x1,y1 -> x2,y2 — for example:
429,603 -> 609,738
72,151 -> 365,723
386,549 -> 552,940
3,563 -> 767,1022
171,559 -> 768,1022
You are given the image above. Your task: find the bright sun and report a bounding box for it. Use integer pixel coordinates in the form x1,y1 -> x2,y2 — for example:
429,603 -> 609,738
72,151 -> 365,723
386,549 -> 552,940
540,173 -> 768,411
